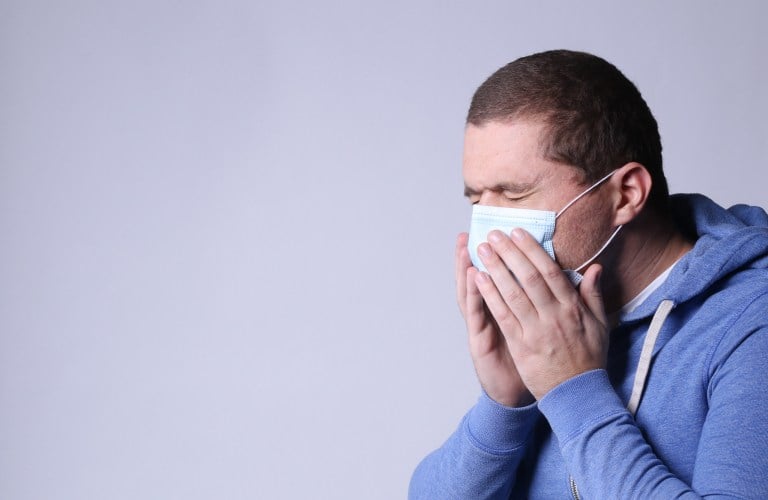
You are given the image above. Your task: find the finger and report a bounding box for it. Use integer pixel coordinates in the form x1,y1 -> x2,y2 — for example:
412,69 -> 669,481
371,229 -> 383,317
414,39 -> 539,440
486,230 -> 559,312
579,263 -> 607,326
473,264 -> 523,338
507,227 -> 577,303
455,232 -> 470,315
477,238 -> 538,322
465,266 -> 490,336
466,267 -> 508,362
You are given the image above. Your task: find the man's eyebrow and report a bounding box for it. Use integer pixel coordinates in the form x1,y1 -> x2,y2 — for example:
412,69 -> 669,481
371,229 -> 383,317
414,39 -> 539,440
463,181 -> 538,197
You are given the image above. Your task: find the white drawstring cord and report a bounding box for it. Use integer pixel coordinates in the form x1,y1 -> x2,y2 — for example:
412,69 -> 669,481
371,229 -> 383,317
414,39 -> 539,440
627,299 -> 675,416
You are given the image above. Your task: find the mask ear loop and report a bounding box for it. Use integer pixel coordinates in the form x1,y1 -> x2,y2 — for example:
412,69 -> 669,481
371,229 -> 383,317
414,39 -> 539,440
572,225 -> 623,273
555,169 -> 617,218
554,169 -> 621,274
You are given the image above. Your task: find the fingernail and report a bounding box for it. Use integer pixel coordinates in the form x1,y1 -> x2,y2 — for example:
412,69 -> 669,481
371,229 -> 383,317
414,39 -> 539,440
487,231 -> 503,243
478,243 -> 492,257
511,228 -> 525,241
475,271 -> 490,283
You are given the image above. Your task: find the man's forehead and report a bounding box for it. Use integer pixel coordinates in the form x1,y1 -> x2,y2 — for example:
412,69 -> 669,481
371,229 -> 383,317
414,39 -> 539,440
462,120 -> 585,194
463,120 -> 547,159
462,121 -> 549,191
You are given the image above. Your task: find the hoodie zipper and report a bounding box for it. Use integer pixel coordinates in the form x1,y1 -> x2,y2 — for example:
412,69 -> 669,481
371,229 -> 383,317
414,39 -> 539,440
566,300 -> 675,500
569,475 -> 580,500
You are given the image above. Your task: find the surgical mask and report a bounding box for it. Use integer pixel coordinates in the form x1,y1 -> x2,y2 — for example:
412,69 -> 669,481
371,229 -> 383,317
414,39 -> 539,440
468,170 -> 622,286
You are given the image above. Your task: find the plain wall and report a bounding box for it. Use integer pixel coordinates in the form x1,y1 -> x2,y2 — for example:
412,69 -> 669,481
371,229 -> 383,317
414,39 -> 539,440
1,1 -> 766,499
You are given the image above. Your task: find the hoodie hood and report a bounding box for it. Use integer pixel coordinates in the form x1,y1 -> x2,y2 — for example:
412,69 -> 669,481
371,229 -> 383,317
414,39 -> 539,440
621,193 -> 768,323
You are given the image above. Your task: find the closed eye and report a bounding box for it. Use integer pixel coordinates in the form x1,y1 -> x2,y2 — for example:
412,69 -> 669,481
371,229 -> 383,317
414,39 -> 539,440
502,191 -> 529,203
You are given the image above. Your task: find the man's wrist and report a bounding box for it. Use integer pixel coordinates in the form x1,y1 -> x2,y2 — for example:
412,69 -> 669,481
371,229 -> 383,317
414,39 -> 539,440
464,390 -> 540,454
537,370 -> 627,445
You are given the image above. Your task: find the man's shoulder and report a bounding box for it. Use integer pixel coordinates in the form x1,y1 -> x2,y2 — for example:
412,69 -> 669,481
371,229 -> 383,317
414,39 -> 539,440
675,269 -> 768,358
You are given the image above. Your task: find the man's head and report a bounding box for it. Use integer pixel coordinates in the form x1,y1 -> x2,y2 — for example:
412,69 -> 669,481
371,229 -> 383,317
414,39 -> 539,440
466,49 -> 668,213
463,50 -> 666,278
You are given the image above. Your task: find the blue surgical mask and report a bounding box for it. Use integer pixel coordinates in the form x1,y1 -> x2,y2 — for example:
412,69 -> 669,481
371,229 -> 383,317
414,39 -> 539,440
467,170 -> 621,286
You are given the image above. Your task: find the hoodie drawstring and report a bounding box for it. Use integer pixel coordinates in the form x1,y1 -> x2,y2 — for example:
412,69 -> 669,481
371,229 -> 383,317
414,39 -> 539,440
569,299 -> 675,499
627,299 -> 675,416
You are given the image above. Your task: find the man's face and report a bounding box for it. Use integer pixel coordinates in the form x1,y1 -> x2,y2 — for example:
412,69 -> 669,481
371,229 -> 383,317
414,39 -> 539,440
462,119 -> 616,270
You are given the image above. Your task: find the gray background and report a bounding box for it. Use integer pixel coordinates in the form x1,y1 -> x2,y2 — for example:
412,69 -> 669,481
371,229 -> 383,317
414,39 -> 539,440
1,1 -> 766,499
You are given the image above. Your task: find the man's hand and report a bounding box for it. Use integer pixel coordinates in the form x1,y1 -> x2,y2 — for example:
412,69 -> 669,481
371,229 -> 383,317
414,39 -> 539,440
456,232 -> 534,407
472,228 -> 609,400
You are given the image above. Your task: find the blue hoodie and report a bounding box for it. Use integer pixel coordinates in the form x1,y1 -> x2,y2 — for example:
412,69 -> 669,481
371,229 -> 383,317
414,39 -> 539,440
410,194 -> 768,499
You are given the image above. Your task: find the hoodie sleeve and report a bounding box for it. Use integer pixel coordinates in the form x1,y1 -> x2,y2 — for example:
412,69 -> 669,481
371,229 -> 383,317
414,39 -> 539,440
539,369 -> 699,498
408,391 -> 539,500
539,309 -> 768,500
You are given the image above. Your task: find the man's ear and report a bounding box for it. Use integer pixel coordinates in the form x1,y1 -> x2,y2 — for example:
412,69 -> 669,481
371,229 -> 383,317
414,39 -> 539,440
611,162 -> 652,226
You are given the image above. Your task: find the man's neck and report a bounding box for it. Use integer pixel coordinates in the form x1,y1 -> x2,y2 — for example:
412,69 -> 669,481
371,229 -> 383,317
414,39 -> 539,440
603,215 -> 694,315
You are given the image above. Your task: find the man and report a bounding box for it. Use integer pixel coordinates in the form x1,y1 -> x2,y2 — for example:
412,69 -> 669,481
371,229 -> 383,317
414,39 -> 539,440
409,50 -> 768,499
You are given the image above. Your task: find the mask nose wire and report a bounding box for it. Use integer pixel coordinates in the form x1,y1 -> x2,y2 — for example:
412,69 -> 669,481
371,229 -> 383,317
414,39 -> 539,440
555,169 -> 617,219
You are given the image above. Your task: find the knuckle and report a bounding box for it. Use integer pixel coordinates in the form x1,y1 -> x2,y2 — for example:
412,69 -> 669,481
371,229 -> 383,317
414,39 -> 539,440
520,268 -> 544,286
563,293 -> 582,310
495,309 -> 515,327
504,287 -> 524,304
558,303 -> 583,327
542,266 -> 563,281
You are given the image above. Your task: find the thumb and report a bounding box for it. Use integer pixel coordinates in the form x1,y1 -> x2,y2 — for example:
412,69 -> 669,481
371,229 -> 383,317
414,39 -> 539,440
580,263 -> 606,324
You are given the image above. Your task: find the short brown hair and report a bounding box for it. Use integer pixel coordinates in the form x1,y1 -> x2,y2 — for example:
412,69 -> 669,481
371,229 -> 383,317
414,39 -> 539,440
467,50 -> 669,211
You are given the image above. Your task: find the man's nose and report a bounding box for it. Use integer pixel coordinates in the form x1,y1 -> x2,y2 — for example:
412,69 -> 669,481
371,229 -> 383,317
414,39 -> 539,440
478,190 -> 502,206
